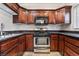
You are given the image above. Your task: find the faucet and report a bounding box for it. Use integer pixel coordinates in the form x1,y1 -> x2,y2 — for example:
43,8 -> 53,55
0,23 -> 4,36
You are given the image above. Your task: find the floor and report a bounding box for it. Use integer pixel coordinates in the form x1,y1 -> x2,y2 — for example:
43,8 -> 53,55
23,52 -> 61,56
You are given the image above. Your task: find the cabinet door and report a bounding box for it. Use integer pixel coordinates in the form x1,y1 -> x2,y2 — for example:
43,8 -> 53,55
27,11 -> 34,24
59,35 -> 64,55
64,36 -> 79,56
59,9 -> 64,23
36,11 -> 49,16
6,45 -> 18,56
50,39 -> 58,51
1,38 -> 18,53
18,8 -> 27,23
48,11 -> 55,24
50,34 -> 58,51
64,46 -> 79,56
18,43 -> 24,56
26,34 -> 33,51
18,35 -> 25,56
55,9 -> 64,24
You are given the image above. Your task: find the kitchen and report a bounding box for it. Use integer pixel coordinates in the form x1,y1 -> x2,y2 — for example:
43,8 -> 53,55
0,3 -> 79,56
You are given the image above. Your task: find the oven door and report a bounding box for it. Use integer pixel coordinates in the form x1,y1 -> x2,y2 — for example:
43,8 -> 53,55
34,37 -> 50,47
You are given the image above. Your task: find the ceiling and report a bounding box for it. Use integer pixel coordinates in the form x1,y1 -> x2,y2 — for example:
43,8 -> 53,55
19,3 -> 73,9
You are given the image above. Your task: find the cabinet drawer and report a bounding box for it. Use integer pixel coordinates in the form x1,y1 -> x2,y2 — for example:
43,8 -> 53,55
6,46 -> 18,56
65,37 -> 79,47
1,38 -> 18,52
65,42 -> 79,54
65,46 -> 79,56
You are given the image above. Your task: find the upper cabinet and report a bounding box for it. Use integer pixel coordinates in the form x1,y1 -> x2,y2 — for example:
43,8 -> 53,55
4,3 -> 19,13
4,3 -> 28,23
27,6 -> 71,24
27,10 -> 49,24
55,6 -> 71,24
18,8 -> 27,23
27,11 -> 35,24
13,8 -> 27,23
48,11 -> 55,24
27,10 -> 56,24
4,3 -> 71,24
36,11 -> 48,16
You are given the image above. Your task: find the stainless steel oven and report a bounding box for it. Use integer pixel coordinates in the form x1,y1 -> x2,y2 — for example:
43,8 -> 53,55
34,37 -> 50,47
34,37 -> 50,53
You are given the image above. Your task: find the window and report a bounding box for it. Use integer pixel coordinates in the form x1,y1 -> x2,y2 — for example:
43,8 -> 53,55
73,4 -> 79,28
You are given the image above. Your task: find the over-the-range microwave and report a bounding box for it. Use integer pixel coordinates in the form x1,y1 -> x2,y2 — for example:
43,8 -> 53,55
34,16 -> 48,25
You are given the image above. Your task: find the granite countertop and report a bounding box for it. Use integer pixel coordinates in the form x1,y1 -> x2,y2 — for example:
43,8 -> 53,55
61,33 -> 79,38
0,33 -> 25,42
0,31 -> 79,42
0,31 -> 34,42
51,32 -> 79,38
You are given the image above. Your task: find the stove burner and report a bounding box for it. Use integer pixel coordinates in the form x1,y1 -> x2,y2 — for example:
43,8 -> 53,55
34,31 -> 50,37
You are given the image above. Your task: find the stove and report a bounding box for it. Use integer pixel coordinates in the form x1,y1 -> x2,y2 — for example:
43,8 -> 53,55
34,31 -> 50,53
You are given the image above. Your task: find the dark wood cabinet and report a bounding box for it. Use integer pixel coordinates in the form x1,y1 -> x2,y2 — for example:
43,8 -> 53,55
36,11 -> 48,16
50,34 -> 58,51
26,34 -> 33,51
0,38 -> 18,54
18,35 -> 26,56
0,38 -> 18,56
6,45 -> 18,56
64,36 -> 79,56
4,3 -> 19,13
18,43 -> 24,56
13,8 -> 27,23
55,6 -> 71,24
4,3 -> 28,23
27,10 -> 49,24
4,4 -> 71,24
27,11 -> 35,24
48,11 -> 55,24
0,35 -> 26,56
18,8 -> 27,23
58,35 -> 64,55
55,9 -> 64,24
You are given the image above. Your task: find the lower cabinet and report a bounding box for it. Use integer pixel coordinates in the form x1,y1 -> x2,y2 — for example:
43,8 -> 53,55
0,38 -> 18,56
18,35 -> 26,56
26,34 -> 33,51
18,43 -> 24,56
50,34 -> 79,56
58,35 -> 64,55
0,35 -> 26,56
64,36 -> 79,56
0,33 -> 79,56
6,45 -> 18,56
50,34 -> 58,51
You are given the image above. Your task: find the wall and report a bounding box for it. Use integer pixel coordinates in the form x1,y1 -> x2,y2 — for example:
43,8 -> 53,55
0,4 -> 61,31
60,4 -> 79,31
